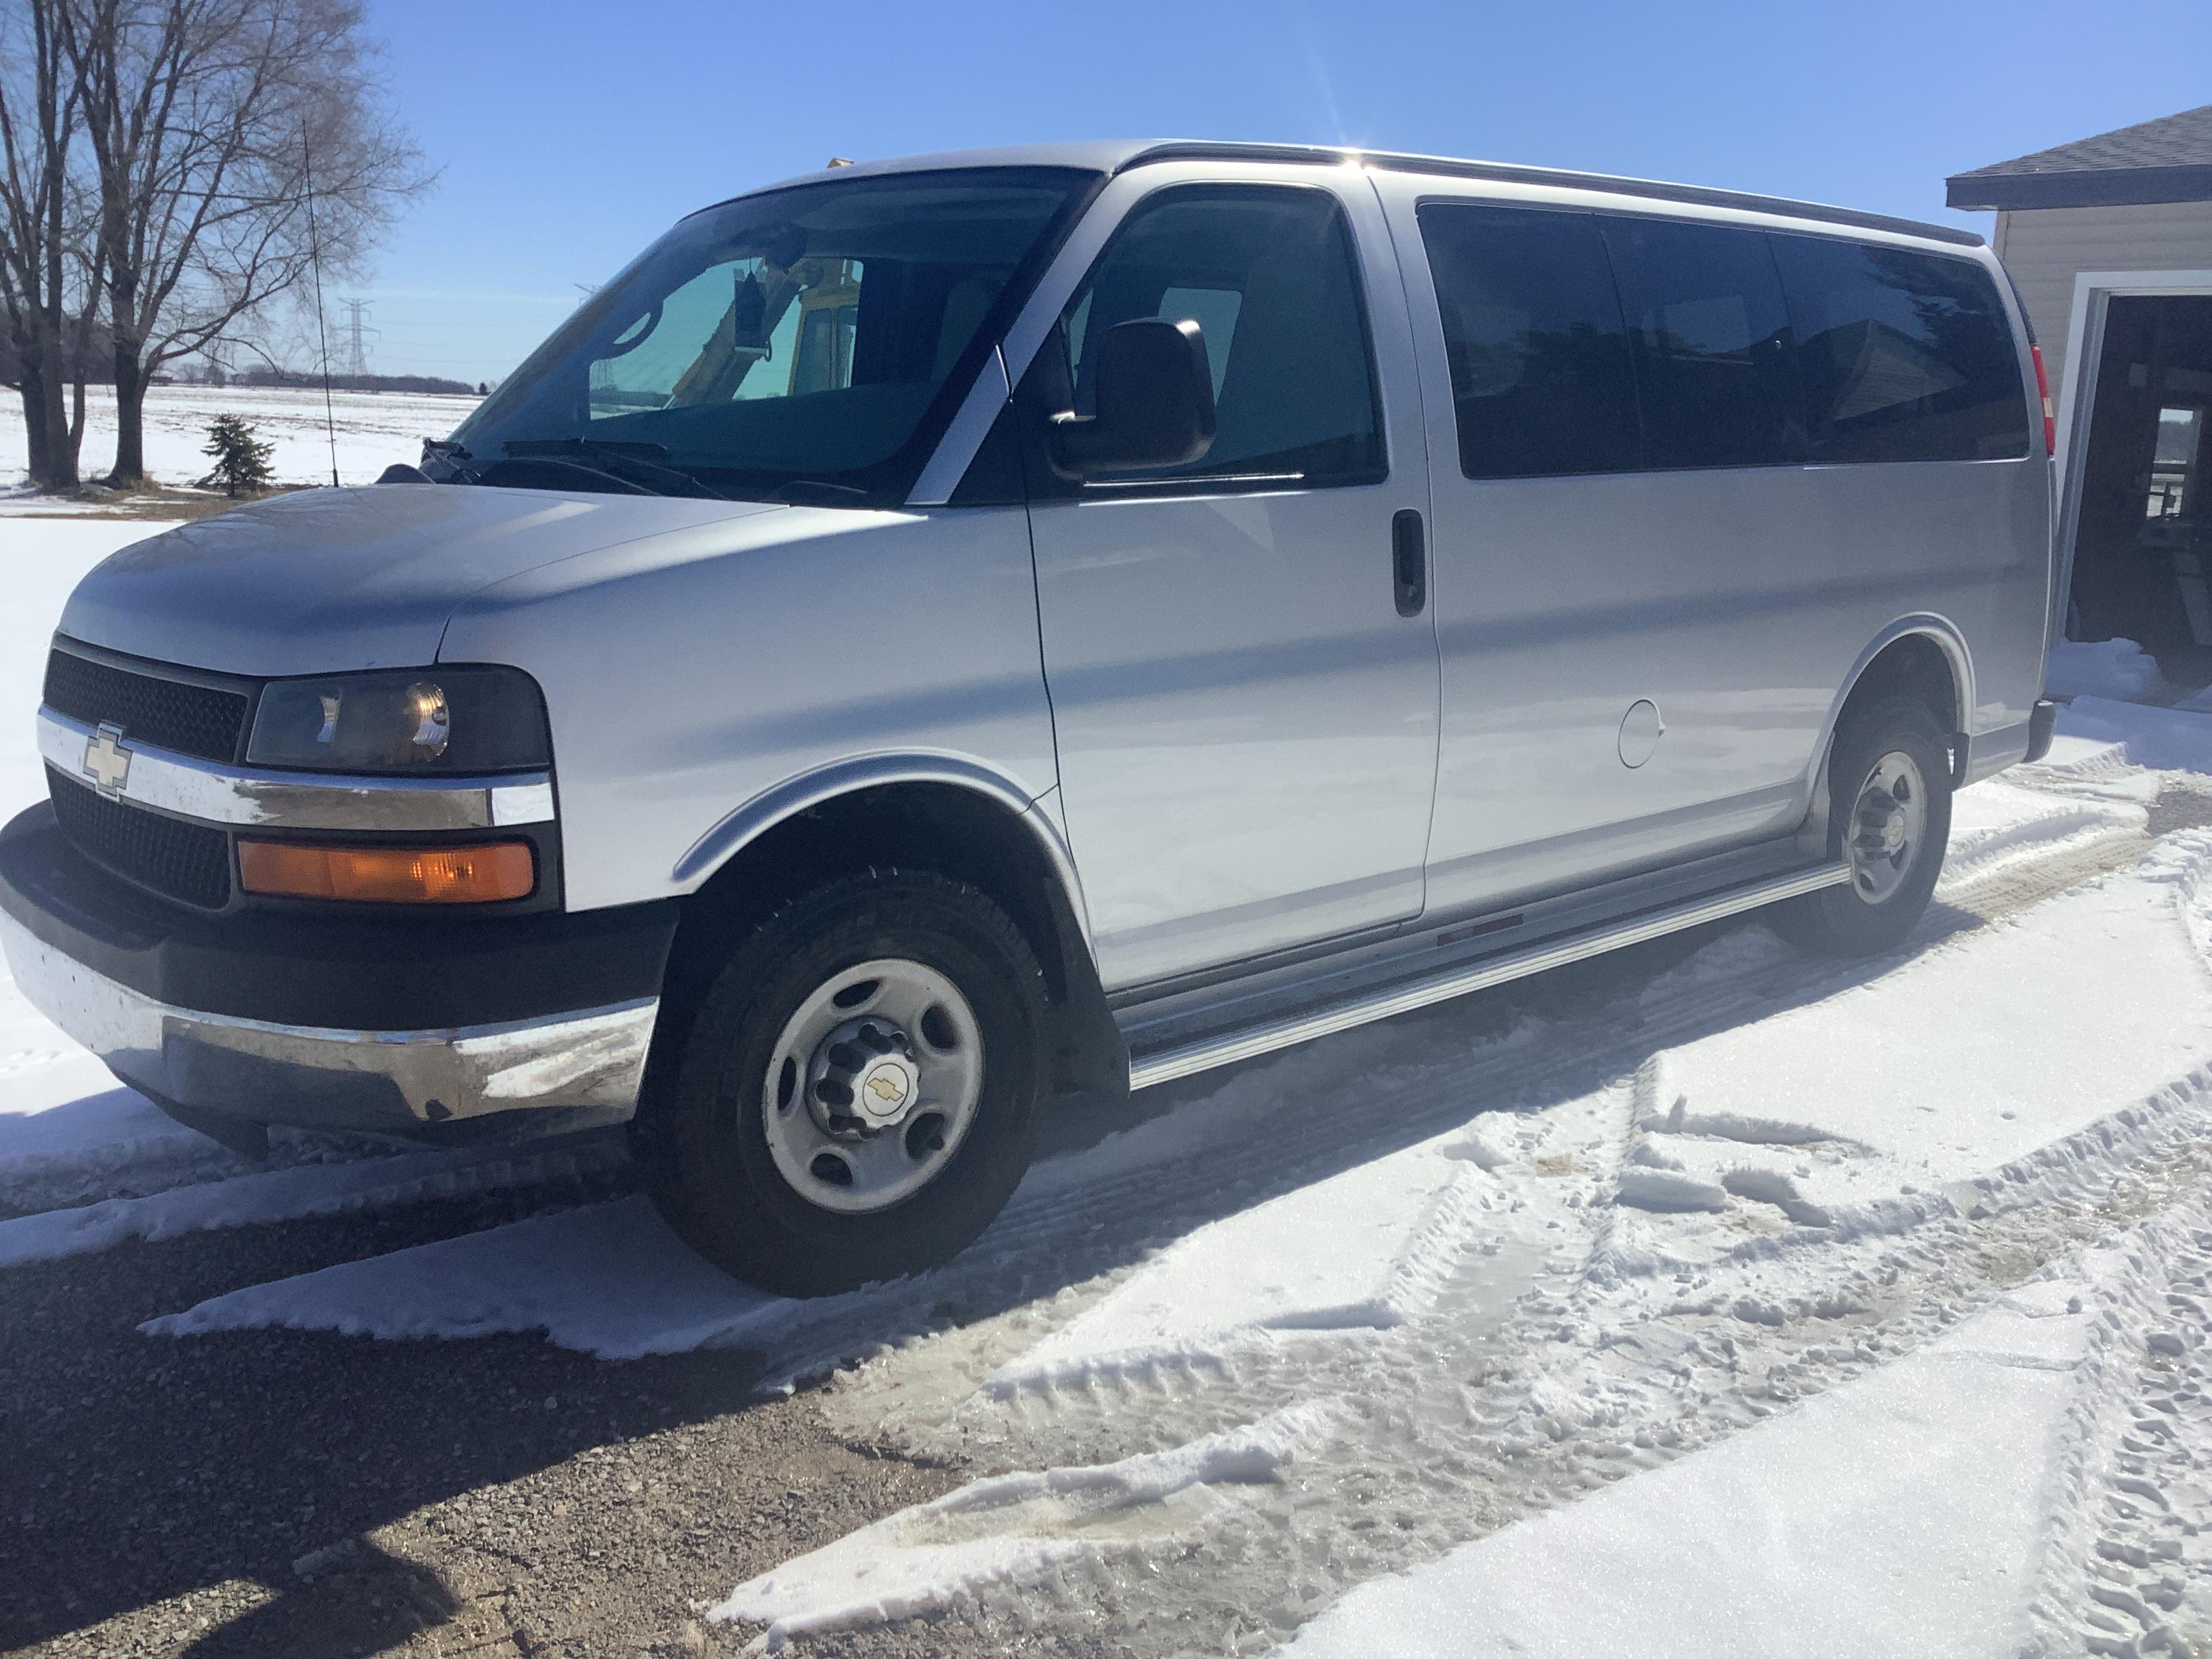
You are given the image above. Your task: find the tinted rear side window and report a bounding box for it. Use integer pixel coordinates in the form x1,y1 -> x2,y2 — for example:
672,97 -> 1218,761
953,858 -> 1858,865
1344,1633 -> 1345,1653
1601,217 -> 1798,470
1416,203 -> 1640,480
1769,235 -> 2030,464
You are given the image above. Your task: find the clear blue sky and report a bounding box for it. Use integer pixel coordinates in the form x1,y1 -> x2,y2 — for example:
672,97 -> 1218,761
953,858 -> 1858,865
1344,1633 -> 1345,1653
349,0 -> 2211,385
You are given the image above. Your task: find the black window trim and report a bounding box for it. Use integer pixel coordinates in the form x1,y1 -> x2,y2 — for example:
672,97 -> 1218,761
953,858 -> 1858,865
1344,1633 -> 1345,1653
1411,191 -> 2039,483
1017,178 -> 1393,504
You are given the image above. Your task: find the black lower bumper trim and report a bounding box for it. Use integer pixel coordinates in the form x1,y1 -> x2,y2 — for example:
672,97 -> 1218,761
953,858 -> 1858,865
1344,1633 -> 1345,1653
0,802 -> 677,1030
2026,697 -> 2059,764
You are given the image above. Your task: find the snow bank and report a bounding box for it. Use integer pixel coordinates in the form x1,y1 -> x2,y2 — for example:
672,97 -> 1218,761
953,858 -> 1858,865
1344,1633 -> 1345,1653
987,1141 -> 1509,1394
1605,832 -> 2212,1259
141,1194 -> 800,1357
0,520 -> 158,817
1938,773 -> 2146,889
0,520 -> 218,1206
0,1085 -> 226,1214
1275,1282 -> 2093,1659
2044,638 -> 2169,703
0,1134 -> 619,1267
714,1404 -> 1336,1653
2057,694 -> 2212,775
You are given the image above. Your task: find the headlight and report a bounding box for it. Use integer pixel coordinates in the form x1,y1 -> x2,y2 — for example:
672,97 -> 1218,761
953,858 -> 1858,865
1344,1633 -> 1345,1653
247,666 -> 552,774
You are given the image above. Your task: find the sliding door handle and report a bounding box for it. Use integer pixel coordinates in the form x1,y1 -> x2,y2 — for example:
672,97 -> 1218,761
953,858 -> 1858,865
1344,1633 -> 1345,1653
1391,508 -> 1427,617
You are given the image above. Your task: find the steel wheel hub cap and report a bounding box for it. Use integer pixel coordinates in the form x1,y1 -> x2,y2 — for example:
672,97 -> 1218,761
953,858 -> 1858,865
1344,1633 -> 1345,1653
762,958 -> 985,1215
808,1017 -> 922,1134
1849,750 -> 1927,904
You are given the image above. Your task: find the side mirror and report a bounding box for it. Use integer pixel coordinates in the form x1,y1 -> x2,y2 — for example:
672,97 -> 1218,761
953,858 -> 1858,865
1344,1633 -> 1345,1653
1050,317 -> 1217,477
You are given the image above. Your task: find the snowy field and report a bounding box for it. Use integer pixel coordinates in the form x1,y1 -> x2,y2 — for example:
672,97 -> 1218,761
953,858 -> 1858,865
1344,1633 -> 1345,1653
0,382 -> 476,497
7,514 -> 2212,1654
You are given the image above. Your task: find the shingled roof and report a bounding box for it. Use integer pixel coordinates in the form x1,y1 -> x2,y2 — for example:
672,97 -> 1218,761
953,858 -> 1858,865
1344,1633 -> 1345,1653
1948,105 -> 2212,211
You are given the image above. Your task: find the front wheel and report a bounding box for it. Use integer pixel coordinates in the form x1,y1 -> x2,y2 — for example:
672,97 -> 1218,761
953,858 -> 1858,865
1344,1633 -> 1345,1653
1774,695 -> 1954,957
636,869 -> 1048,1298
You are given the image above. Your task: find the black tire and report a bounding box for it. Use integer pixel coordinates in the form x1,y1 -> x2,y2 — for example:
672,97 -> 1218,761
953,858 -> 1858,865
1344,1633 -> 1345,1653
635,869 -> 1048,1297
1774,695 -> 1954,957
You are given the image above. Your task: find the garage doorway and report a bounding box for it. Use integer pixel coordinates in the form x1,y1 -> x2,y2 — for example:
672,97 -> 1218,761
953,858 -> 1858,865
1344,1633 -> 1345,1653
2057,280 -> 2212,684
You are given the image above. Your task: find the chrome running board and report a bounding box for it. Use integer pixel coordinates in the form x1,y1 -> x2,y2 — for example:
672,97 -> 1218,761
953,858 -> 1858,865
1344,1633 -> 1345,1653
1123,860 -> 1851,1090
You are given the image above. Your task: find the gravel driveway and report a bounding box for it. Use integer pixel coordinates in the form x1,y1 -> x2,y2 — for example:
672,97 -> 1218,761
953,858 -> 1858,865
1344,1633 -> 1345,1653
0,1175 -> 969,1659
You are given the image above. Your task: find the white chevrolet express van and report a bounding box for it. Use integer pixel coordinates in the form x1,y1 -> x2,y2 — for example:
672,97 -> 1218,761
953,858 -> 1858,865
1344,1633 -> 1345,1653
0,142 -> 2057,1294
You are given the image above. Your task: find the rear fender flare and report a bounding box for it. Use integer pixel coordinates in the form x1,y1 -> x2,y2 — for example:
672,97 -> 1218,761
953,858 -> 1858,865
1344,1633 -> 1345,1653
1797,616 -> 1973,854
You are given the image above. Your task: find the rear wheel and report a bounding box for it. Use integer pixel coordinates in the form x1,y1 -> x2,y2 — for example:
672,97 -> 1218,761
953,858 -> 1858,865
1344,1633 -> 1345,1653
636,869 -> 1048,1297
1775,696 -> 1953,957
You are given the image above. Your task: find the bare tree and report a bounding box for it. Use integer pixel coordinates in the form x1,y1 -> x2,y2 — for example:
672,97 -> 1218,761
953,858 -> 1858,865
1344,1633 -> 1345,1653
0,0 -> 102,491
60,0 -> 425,484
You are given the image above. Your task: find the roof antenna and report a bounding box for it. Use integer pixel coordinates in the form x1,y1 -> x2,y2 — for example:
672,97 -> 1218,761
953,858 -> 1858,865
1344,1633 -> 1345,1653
302,123 -> 340,488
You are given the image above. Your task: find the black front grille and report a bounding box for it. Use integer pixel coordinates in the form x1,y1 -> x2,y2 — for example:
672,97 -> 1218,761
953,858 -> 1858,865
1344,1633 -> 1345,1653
47,767 -> 232,909
43,647 -> 251,764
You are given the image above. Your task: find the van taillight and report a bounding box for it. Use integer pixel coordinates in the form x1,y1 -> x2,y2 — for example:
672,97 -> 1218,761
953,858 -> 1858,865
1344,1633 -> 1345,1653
2031,344 -> 2055,455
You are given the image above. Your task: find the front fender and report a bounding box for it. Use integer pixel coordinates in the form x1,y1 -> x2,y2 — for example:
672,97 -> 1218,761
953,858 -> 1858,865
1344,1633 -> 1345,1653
439,504 -> 1060,914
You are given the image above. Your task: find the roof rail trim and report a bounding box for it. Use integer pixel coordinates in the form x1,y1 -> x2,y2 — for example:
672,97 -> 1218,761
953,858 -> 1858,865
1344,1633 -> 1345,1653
1118,142 -> 1985,249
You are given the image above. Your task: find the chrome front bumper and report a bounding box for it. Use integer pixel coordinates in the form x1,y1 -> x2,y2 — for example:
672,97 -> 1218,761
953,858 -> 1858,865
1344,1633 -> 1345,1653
0,907 -> 657,1138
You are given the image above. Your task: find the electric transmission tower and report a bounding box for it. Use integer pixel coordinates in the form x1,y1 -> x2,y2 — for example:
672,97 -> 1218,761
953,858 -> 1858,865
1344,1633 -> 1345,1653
337,299 -> 377,377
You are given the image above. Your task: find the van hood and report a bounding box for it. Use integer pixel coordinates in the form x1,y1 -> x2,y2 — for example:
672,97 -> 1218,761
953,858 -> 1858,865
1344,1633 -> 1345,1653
57,485 -> 785,678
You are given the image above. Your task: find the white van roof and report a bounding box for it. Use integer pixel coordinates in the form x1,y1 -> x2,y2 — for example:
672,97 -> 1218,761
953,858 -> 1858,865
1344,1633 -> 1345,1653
719,140 -> 1983,250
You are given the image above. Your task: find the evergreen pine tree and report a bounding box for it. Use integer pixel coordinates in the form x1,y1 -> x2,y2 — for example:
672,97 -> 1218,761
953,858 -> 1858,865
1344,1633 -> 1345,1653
199,415 -> 276,497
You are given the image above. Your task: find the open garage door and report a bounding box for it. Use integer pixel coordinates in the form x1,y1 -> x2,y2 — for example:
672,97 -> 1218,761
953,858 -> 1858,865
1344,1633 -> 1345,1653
2066,292 -> 2212,682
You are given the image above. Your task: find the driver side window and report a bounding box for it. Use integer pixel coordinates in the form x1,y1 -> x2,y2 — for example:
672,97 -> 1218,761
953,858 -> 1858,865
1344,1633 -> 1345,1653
1060,185 -> 1386,488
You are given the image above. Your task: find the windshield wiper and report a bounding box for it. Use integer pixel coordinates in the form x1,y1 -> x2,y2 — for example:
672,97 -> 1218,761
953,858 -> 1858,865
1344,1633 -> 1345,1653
501,437 -> 733,500
505,436 -> 665,459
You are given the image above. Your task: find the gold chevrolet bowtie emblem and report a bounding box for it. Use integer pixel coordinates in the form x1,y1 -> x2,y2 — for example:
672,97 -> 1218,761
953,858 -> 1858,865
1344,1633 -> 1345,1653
82,724 -> 132,796
865,1073 -> 906,1104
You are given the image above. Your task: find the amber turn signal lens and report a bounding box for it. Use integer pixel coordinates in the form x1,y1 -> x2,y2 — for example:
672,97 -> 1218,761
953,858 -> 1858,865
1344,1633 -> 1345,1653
238,840 -> 535,904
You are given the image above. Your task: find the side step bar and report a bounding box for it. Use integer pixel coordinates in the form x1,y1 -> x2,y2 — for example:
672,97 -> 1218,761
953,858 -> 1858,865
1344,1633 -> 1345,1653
1126,861 -> 1851,1090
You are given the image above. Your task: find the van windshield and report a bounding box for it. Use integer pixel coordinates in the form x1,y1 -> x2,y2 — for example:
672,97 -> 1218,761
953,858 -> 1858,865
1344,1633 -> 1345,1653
447,167 -> 1093,504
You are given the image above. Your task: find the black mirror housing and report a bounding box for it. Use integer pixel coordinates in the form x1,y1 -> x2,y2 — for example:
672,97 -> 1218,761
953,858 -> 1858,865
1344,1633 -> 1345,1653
1050,317 -> 1217,477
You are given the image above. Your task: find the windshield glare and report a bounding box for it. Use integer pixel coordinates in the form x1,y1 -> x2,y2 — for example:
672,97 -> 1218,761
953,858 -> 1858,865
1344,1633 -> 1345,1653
451,167 -> 1092,501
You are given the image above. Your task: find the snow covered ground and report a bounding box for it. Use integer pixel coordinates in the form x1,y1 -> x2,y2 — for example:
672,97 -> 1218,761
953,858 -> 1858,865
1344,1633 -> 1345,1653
0,382 -> 476,496
5,517 -> 2212,1656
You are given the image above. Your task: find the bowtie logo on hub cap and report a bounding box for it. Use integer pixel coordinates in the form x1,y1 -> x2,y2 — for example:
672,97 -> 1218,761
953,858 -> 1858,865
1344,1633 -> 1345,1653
859,1063 -> 914,1123
81,724 -> 132,796
805,1012 -> 926,1139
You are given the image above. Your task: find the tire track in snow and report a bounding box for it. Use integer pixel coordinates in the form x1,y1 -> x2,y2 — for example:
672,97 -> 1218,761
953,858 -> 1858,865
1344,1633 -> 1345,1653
713,1403 -> 1343,1656
2020,1183 -> 2212,1657
791,1112 -> 2212,1657
1269,1190 -> 2212,1659
754,823 -> 2212,1653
